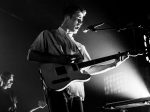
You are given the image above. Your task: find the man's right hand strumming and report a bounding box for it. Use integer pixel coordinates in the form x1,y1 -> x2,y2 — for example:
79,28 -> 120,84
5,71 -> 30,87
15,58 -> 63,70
58,54 -> 83,65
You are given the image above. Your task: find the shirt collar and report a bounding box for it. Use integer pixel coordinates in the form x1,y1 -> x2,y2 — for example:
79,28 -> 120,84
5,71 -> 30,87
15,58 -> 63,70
58,27 -> 66,35
58,27 -> 75,40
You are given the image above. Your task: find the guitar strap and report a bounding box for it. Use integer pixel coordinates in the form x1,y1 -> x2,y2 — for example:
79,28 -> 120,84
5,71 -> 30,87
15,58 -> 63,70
66,35 -> 84,63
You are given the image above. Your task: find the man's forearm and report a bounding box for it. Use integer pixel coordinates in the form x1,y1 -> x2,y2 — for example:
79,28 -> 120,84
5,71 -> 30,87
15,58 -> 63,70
85,62 -> 116,75
27,50 -> 60,63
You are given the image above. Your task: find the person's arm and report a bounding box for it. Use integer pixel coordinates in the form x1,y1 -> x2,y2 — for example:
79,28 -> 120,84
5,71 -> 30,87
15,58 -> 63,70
27,49 -> 67,64
83,54 -> 129,75
86,61 -> 117,75
27,49 -> 83,65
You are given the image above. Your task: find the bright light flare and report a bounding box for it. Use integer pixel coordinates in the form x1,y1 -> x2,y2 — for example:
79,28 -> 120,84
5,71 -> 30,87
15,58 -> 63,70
104,62 -> 150,99
83,30 -> 150,100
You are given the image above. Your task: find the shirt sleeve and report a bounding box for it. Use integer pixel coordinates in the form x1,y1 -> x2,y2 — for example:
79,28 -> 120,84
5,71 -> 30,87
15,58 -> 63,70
29,30 -> 64,55
29,31 -> 47,53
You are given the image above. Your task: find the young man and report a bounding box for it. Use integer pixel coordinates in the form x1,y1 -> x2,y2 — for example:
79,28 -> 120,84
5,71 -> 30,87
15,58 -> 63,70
0,71 -> 14,90
27,4 -> 129,112
0,71 -> 17,112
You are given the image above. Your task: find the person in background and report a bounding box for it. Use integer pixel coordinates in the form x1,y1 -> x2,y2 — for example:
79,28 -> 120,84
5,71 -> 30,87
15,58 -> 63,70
0,71 -> 17,112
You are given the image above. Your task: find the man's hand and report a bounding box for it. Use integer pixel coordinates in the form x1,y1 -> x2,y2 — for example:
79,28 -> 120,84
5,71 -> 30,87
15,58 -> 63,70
72,54 -> 84,63
114,52 -> 129,67
58,54 -> 84,65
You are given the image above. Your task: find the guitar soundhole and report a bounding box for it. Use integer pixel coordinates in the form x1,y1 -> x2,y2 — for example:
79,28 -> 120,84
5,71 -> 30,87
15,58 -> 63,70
55,66 -> 67,75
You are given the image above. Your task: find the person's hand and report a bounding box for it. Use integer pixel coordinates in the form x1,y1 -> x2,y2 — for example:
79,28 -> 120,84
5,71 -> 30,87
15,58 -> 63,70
56,55 -> 71,65
73,54 -> 84,63
58,54 -> 83,65
38,100 -> 47,108
114,52 -> 129,67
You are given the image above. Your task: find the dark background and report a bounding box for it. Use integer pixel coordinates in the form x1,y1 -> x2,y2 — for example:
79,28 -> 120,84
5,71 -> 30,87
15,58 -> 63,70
0,0 -> 150,112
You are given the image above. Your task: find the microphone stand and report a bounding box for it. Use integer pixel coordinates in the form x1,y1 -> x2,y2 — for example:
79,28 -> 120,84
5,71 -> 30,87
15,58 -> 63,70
90,25 -> 143,32
39,70 -> 51,112
91,27 -> 118,32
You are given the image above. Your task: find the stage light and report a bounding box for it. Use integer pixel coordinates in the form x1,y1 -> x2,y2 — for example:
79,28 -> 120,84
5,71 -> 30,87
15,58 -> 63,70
83,30 -> 150,101
103,63 -> 150,99
143,34 -> 150,62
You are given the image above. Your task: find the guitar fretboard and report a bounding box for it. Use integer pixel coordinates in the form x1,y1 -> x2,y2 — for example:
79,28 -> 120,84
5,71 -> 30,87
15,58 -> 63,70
77,51 -> 128,69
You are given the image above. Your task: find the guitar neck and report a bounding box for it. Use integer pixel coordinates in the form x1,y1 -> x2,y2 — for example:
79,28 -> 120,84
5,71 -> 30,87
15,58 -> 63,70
77,51 -> 128,69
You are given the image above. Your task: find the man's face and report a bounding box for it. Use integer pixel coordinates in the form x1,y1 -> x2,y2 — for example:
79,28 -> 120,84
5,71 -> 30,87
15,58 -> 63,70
3,75 -> 14,89
67,11 -> 85,34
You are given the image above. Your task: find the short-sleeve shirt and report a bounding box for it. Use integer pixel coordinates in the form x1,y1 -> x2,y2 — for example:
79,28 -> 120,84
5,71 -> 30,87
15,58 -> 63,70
29,27 -> 91,100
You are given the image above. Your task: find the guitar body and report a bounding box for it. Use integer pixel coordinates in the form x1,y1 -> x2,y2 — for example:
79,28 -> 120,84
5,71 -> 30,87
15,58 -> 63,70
40,63 -> 91,91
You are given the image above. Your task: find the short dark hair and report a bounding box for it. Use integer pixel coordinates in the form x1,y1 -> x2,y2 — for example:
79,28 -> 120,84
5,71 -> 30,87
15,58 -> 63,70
0,71 -> 13,82
62,4 -> 86,18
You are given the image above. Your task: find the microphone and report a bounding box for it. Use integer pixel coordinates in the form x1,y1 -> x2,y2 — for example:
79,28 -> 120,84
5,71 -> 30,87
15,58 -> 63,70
83,22 -> 104,33
117,25 -> 143,32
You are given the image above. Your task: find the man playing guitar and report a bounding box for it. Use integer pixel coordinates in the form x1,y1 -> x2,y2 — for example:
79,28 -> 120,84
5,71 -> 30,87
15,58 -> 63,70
27,4 -> 133,112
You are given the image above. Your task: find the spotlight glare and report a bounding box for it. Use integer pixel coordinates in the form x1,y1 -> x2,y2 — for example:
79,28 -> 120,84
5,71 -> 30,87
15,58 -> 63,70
103,63 -> 150,99
144,42 -> 147,47
144,35 -> 147,41
146,56 -> 149,61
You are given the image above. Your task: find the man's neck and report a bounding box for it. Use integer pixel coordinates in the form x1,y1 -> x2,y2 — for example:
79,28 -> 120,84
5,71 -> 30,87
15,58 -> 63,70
67,32 -> 73,38
60,26 -> 74,38
60,24 -> 67,32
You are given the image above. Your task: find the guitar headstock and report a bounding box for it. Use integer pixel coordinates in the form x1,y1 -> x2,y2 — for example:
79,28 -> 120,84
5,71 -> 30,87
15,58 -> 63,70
128,49 -> 144,57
